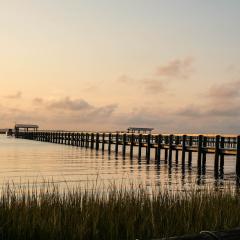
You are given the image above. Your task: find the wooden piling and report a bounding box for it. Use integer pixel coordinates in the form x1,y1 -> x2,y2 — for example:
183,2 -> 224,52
146,134 -> 151,160
129,134 -> 134,158
122,133 -> 126,157
102,133 -> 105,151
197,135 -> 203,169
214,135 -> 220,173
236,136 -> 240,177
182,135 -> 186,165
220,136 -> 225,170
115,133 -> 119,154
96,133 -> 99,150
202,136 -> 207,166
168,134 -> 173,163
157,134 -> 162,163
138,134 -> 142,159
91,133 -> 94,149
108,133 -> 112,154
188,136 -> 192,165
164,136 -> 168,163
175,136 -> 179,163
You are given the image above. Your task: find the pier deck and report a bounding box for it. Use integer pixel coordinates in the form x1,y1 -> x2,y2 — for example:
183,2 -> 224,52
16,131 -> 240,177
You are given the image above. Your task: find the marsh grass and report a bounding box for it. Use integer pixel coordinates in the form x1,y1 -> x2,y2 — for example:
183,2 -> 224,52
0,183 -> 239,239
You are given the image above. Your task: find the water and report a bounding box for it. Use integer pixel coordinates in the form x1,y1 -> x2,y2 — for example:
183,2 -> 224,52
0,135 -> 238,191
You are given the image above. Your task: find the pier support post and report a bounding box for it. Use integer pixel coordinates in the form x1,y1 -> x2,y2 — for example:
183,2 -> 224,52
197,135 -> 203,169
122,133 -> 126,157
146,134 -> 151,160
108,133 -> 112,154
220,136 -> 225,170
182,135 -> 186,165
130,134 -> 134,159
175,136 -> 179,163
91,133 -> 94,149
202,136 -> 207,166
86,133 -> 89,148
157,134 -> 162,163
96,133 -> 99,150
214,135 -> 220,173
188,136 -> 192,165
115,133 -> 119,154
102,133 -> 105,152
164,136 -> 168,163
168,134 -> 173,163
138,134 -> 142,159
236,136 -> 240,178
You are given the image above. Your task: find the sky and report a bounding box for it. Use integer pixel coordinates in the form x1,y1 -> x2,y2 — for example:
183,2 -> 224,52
1,0 -> 240,133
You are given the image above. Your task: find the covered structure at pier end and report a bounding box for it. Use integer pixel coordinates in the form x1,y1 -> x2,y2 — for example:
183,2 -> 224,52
14,124 -> 39,137
127,127 -> 154,134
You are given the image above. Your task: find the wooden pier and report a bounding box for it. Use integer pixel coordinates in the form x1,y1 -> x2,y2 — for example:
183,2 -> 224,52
15,131 -> 240,177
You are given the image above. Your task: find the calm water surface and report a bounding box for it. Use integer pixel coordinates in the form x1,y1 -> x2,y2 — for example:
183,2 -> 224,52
0,135 -> 238,191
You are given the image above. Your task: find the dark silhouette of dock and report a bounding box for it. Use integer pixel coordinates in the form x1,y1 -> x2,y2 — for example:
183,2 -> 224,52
15,131 -> 240,178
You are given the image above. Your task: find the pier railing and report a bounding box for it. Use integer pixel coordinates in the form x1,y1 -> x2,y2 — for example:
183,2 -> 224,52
15,131 -> 240,177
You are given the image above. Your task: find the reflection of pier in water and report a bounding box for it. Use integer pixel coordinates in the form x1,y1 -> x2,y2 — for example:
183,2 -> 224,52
16,131 -> 240,185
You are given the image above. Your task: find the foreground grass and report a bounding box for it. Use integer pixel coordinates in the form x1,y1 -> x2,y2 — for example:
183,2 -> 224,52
0,184 -> 239,239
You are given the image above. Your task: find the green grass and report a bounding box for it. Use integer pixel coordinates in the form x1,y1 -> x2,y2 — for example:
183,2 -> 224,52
0,183 -> 239,239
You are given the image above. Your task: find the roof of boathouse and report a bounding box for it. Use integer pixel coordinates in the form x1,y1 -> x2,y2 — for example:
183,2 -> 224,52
15,124 -> 39,129
127,127 -> 154,133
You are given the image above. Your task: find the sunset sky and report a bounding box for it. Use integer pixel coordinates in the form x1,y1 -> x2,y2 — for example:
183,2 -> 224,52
1,0 -> 240,133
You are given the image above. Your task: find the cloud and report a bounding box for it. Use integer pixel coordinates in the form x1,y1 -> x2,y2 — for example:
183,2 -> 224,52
142,79 -> 165,93
0,96 -> 119,130
48,97 -> 93,111
117,75 -> 166,94
33,97 -> 44,104
176,105 -> 202,117
156,57 -> 194,79
5,91 -> 22,99
207,80 -> 240,100
117,75 -> 134,84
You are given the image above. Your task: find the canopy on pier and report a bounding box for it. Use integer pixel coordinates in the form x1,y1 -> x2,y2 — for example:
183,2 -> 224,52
127,127 -> 154,133
15,124 -> 39,132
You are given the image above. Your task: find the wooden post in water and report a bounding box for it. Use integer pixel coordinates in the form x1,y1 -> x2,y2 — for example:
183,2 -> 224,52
157,134 -> 162,163
202,136 -> 207,166
138,134 -> 142,159
214,135 -> 220,173
64,133 -> 66,145
76,133 -> 79,146
188,136 -> 193,165
130,134 -> 134,159
220,136 -> 225,170
108,133 -> 112,154
91,133 -> 94,149
122,133 -> 126,157
146,134 -> 151,160
175,136 -> 179,163
115,133 -> 119,154
164,136 -> 168,163
96,133 -> 99,150
68,133 -> 71,145
182,135 -> 186,165
197,135 -> 203,169
236,135 -> 240,177
168,134 -> 173,163
84,133 -> 87,148
71,133 -> 74,146
102,133 -> 105,151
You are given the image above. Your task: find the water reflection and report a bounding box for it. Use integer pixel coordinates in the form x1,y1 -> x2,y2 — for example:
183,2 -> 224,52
0,135 -> 239,192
